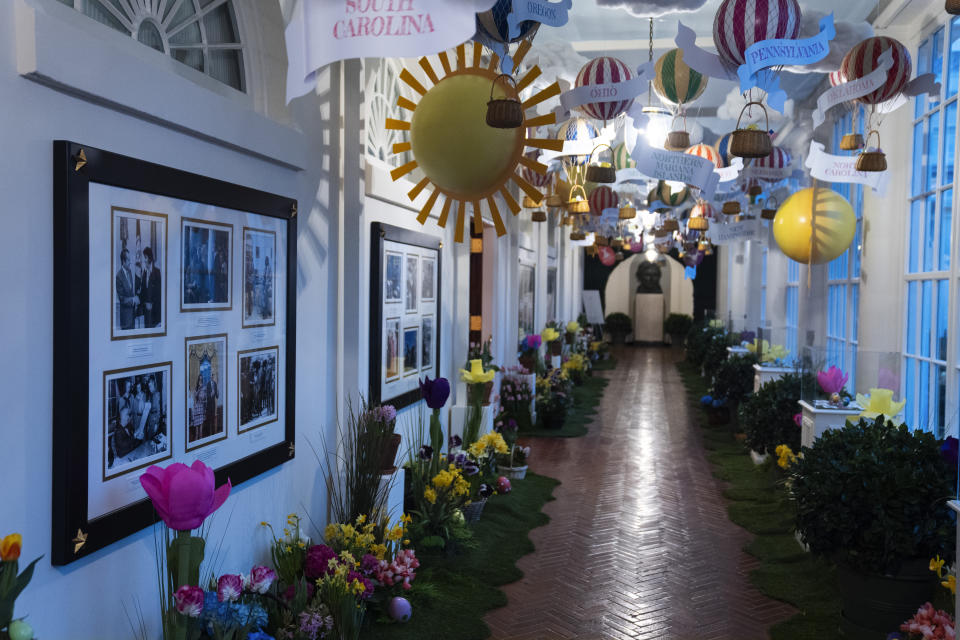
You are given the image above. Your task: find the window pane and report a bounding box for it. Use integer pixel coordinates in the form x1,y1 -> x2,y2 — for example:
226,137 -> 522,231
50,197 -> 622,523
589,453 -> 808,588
937,279 -> 950,361
913,122 -> 925,196
851,284 -> 859,343
941,189 -> 952,271
936,364 -> 946,437
787,260 -> 799,283
950,16 -> 960,97
172,48 -> 204,72
917,38 -> 933,117
905,358 -> 916,426
137,20 -> 164,51
853,218 -> 863,278
907,281 -> 918,354
167,0 -> 197,32
920,360 -> 931,429
933,27 -> 945,109
922,280 -> 933,357
169,20 -> 202,45
924,194 -> 937,272
926,111 -> 940,192
910,199 -> 922,272
944,102 -> 956,185
82,0 -> 129,34
202,4 -> 239,44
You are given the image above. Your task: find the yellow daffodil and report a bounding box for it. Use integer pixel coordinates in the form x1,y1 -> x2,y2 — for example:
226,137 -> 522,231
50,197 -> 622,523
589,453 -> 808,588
931,556 -> 946,578
774,444 -> 797,469
856,388 -> 906,422
566,321 -> 580,334
460,358 -> 495,384
763,344 -> 789,363
745,338 -> 769,355
943,574 -> 957,595
424,487 -> 437,504
542,327 -> 560,343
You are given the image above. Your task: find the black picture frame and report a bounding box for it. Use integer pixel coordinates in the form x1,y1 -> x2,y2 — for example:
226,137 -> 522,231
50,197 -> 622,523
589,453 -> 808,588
53,141 -> 298,565
369,222 -> 441,410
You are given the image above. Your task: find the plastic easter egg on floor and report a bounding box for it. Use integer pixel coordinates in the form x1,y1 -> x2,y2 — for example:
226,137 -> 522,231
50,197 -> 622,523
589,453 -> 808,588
497,476 -> 512,494
389,596 -> 413,622
8,619 -> 34,640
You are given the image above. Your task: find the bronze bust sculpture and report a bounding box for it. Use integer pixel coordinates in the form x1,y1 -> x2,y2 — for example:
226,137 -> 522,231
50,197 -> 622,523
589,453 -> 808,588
636,260 -> 662,294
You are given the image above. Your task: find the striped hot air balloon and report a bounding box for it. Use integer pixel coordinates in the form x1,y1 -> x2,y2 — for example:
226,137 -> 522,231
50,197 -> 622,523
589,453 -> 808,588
755,146 -> 791,171
520,151 -> 552,188
575,57 -> 635,122
658,180 -> 690,207
654,49 -> 708,107
716,132 -> 735,166
840,37 -> 912,105
829,68 -> 847,87
713,0 -> 802,68
589,186 -> 619,217
612,142 -> 635,170
691,201 -> 716,219
475,0 -> 539,44
558,117 -> 600,167
685,143 -> 724,168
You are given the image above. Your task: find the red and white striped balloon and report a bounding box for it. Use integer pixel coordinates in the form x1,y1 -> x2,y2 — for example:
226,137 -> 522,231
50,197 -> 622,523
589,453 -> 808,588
520,151 -> 552,188
691,201 -> 716,219
713,0 -> 802,68
829,68 -> 847,88
685,143 -> 724,168
575,56 -> 635,122
755,146 -> 791,169
588,186 -> 618,216
840,37 -> 912,105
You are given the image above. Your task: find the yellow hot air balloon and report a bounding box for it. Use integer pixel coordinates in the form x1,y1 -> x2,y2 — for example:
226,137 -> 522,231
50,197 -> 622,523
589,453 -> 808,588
773,187 -> 856,264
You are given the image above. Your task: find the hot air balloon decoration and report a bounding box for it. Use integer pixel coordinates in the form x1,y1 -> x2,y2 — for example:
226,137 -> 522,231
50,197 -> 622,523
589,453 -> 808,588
730,102 -> 773,159
856,129 -> 888,172
685,143 -> 724,168
586,144 -> 617,183
575,56 -> 636,125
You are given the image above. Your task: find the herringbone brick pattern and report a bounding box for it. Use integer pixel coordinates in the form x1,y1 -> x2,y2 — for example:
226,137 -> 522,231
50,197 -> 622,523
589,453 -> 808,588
485,346 -> 796,640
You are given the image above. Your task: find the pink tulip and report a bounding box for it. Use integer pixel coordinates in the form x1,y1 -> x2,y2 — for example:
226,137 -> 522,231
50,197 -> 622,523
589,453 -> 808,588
139,461 -> 231,531
248,565 -> 276,594
173,585 -> 204,617
793,413 -> 802,428
217,574 -> 243,602
817,366 -> 848,395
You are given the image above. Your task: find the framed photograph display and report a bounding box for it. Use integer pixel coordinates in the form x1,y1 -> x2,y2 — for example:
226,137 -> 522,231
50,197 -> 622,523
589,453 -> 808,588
53,141 -> 297,565
370,223 -> 440,409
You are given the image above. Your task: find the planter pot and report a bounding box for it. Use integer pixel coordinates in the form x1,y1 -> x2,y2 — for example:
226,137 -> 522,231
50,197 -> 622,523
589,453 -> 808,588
610,330 -> 627,345
550,341 -> 562,356
462,498 -> 487,524
497,464 -> 528,480
518,353 -> 536,373
565,333 -> 575,345
670,332 -> 685,347
379,433 -> 402,473
706,406 -> 731,425
837,559 -> 937,639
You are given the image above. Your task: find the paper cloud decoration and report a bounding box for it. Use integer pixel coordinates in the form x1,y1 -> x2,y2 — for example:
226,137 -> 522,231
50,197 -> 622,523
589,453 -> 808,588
595,0 -> 709,17
787,11 -> 873,73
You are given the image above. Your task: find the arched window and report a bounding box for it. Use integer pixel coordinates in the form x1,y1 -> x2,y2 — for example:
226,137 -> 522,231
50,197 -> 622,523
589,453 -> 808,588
57,0 -> 245,92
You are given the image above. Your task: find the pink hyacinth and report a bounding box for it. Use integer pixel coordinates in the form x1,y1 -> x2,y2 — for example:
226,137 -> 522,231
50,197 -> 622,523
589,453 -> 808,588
376,549 -> 420,591
173,585 -> 204,617
901,602 -> 955,639
217,574 -> 244,602
817,366 -> 848,395
139,461 -> 231,531
247,565 -> 277,594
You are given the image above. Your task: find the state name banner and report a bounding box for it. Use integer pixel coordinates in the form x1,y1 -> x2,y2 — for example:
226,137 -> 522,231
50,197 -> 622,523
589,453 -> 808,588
738,14 -> 835,96
559,62 -> 655,113
716,157 -> 744,184
812,48 -> 893,129
285,0 -> 497,103
804,142 -> 890,195
711,219 -> 759,245
507,0 -> 571,40
628,135 -> 720,200
874,73 -> 941,115
748,165 -> 793,181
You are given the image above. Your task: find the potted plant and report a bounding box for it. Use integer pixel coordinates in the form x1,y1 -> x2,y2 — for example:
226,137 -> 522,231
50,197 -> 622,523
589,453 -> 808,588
663,313 -> 693,347
517,334 -> 541,373
542,324 -> 562,356
710,353 -> 758,416
604,312 -> 632,345
561,353 -> 590,386
466,337 -> 499,404
792,418 -> 955,639
565,321 -> 580,345
460,359 -> 496,447
1,534 -> 41,640
738,372 -> 810,455
536,368 -> 573,429
498,369 -> 534,431
362,403 -> 400,473
497,443 -> 530,480
700,394 -> 731,425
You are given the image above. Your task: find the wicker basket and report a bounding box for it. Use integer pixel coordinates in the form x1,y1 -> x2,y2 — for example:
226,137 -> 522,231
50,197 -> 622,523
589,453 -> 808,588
570,231 -> 585,241
665,129 -> 690,151
486,74 -> 523,128
562,214 -> 575,226
545,192 -> 564,208
856,130 -> 887,172
948,0 -> 960,15
688,216 -> 709,231
585,144 -> 616,183
619,205 -> 637,219
661,219 -> 679,231
722,201 -> 741,215
730,102 -> 772,158
748,184 -> 763,196
840,133 -> 864,150
567,184 -> 590,213
531,210 -> 547,222
761,195 -> 779,220
596,236 -> 610,246
612,238 -> 623,250
462,498 -> 488,524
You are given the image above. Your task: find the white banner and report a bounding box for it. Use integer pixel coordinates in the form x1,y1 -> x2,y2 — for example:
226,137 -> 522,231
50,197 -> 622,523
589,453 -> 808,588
804,142 -> 890,195
628,135 -> 720,199
812,49 -> 893,129
285,0 -> 497,103
674,22 -> 737,81
559,62 -> 655,112
749,165 -> 792,181
507,0 -> 571,40
875,73 -> 941,115
716,157 -> 744,184
711,219 -> 759,245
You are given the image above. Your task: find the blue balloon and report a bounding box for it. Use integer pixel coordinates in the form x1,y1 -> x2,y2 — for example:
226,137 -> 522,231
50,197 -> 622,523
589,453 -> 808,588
475,0 -> 539,44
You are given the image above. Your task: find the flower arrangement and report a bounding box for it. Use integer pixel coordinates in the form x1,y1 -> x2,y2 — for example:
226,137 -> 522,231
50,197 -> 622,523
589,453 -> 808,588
562,353 -> 590,385
170,567 -> 274,640
408,463 -> 474,549
499,368 -> 534,431
460,360 -> 495,447
466,337 -> 498,373
468,432 -> 510,478
1,533 -> 41,640
738,372 -> 811,454
895,603 -> 955,640
536,368 -> 573,428
931,555 -> 957,598
817,366 -> 849,407
774,444 -> 798,470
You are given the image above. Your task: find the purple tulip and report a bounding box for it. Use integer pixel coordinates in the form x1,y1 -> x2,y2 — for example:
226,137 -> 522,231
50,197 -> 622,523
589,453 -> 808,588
248,565 -> 276,594
217,574 -> 244,602
449,434 -> 462,449
419,376 -> 451,410
139,461 -> 231,531
817,366 -> 848,395
941,437 -> 959,468
418,445 -> 433,460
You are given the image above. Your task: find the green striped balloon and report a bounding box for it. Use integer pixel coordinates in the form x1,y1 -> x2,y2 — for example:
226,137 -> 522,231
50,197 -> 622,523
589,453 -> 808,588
613,143 -> 635,170
654,49 -> 707,107
657,180 -> 690,206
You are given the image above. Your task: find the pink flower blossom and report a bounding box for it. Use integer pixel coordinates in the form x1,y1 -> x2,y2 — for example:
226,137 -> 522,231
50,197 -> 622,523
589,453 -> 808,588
793,413 -> 802,428
173,585 -> 204,617
139,461 -> 231,531
217,574 -> 244,602
817,366 -> 848,395
247,565 -> 276,594
901,602 -> 955,640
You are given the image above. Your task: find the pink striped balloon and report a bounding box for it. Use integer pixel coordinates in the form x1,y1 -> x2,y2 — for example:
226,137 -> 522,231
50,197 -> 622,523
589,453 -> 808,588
685,143 -> 724,168
755,146 -> 791,169
575,57 -> 634,122
520,151 -> 552,188
713,0 -> 802,68
691,201 -> 716,219
828,68 -> 847,87
588,186 -> 618,217
840,37 -> 912,105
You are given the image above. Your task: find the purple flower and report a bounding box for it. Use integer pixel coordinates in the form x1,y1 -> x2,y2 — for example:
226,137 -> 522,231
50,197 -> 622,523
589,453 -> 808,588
360,553 -> 381,576
449,434 -> 462,449
817,366 -> 848,395
419,376 -> 451,410
463,459 -> 480,476
478,483 -> 494,498
305,544 -> 337,579
524,334 -> 542,350
793,413 -> 803,428
217,574 -> 243,602
447,452 -> 467,467
418,445 -> 433,460
941,437 -> 959,468
174,585 -> 204,617
282,581 -> 315,602
248,565 -> 277,594
347,571 -> 374,599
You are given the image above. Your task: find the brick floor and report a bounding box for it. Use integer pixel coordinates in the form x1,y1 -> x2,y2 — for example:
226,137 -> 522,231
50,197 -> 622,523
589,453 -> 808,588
484,346 -> 797,640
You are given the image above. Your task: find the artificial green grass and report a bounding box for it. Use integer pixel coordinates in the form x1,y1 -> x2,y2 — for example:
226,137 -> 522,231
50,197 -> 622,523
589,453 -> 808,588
592,356 -> 618,371
521,374 -> 610,438
676,362 -> 842,640
359,473 -> 559,640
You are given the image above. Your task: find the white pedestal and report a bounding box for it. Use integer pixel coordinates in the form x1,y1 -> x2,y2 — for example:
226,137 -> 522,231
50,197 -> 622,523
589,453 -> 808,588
380,467 -> 406,521
524,373 -> 537,423
727,346 -> 749,357
633,293 -> 664,342
798,400 -> 861,448
550,355 -> 561,369
753,364 -> 795,392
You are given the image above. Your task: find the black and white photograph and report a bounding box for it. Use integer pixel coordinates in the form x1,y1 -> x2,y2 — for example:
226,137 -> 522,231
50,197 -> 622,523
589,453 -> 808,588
405,255 -> 418,313
238,346 -> 278,432
181,218 -> 232,311
385,318 -> 400,381
421,316 -> 433,370
403,326 -> 418,375
111,207 -> 167,340
385,253 -> 402,302
421,257 -> 435,301
243,228 -> 276,327
103,362 -> 172,479
186,334 -> 227,451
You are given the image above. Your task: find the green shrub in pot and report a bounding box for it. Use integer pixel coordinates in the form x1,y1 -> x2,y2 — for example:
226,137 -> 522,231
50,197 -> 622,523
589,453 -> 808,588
710,353 -> 758,411
604,312 -> 632,344
685,322 -> 724,368
738,372 -> 810,454
663,313 -> 693,344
